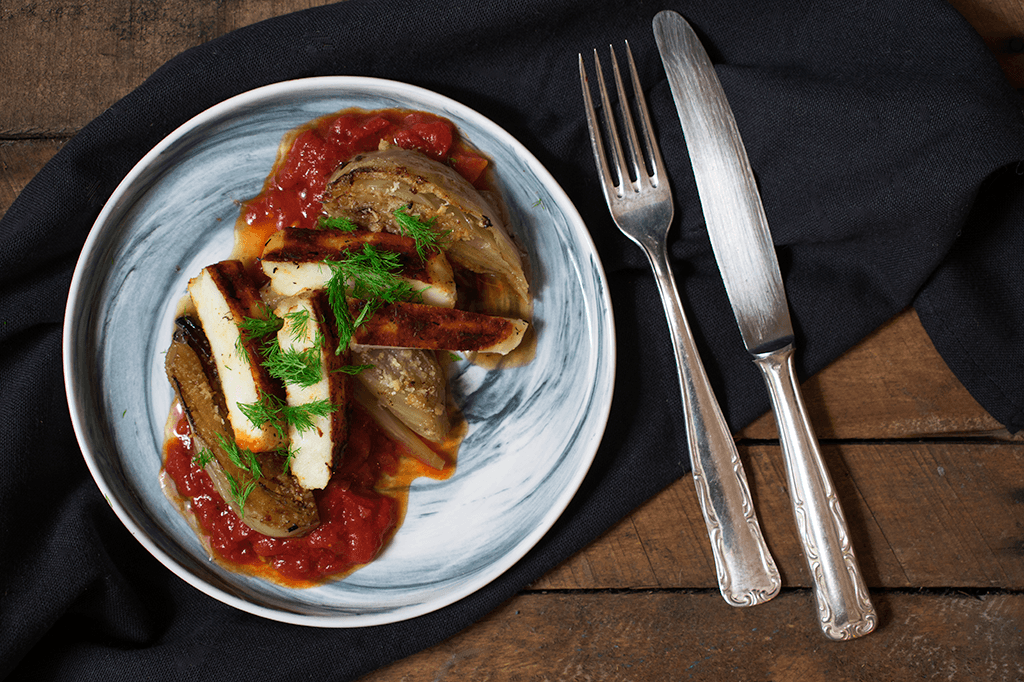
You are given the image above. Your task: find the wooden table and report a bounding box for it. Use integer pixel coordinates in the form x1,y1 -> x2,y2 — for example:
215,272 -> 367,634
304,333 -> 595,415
3,1 -> 1022,678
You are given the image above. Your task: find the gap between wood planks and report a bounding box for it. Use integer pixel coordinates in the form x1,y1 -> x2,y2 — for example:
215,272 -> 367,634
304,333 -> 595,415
519,586 -> 1023,596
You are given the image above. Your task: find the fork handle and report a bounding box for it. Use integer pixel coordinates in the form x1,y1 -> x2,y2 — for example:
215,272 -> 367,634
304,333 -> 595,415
752,344 -> 877,639
644,239 -> 780,607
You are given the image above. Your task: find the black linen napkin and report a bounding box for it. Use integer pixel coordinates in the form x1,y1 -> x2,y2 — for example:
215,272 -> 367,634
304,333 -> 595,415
2,0 -> 1023,679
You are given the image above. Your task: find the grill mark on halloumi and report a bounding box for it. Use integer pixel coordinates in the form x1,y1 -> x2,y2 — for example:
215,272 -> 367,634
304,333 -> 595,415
261,228 -> 456,308
188,260 -> 286,453
349,300 -> 528,355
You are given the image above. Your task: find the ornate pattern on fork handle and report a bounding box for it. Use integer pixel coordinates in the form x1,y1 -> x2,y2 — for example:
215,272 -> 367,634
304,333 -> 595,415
646,241 -> 781,608
689,446 -> 783,607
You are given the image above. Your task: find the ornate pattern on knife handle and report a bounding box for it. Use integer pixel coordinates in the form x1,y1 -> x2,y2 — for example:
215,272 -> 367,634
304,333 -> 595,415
754,346 -> 877,639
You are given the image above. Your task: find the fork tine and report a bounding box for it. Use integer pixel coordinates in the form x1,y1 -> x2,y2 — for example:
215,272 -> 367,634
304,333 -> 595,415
592,48 -> 632,195
623,40 -> 668,189
608,43 -> 645,189
579,53 -> 618,197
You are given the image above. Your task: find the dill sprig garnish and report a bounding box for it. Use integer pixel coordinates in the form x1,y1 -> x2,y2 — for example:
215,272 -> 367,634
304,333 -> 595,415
262,309 -> 325,389
281,445 -> 297,474
198,434 -> 299,512
393,206 -> 448,259
317,215 -> 359,232
235,307 -> 284,364
236,395 -> 284,438
283,309 -> 311,342
192,447 -> 214,468
214,433 -> 261,515
236,308 -> 324,387
227,476 -> 259,516
324,243 -> 419,352
216,433 -> 263,480
237,392 -> 338,440
283,398 -> 337,433
262,338 -> 324,388
238,311 -> 284,340
333,363 -> 375,375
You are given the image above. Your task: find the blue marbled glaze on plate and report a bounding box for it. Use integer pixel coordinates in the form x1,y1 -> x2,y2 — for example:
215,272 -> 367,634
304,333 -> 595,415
63,77 -> 614,627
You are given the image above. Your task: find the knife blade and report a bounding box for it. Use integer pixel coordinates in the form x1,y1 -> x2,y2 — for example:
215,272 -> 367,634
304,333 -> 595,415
653,9 -> 877,640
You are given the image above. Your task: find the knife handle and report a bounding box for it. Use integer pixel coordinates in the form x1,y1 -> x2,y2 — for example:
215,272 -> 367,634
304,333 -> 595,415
753,344 -> 877,639
644,240 -> 781,607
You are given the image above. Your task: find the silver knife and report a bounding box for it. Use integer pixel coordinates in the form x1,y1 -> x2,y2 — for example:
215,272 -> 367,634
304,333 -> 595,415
653,10 -> 877,640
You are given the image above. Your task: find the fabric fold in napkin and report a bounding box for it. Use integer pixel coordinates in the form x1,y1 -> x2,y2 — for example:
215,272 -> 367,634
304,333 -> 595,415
1,0 -> 1022,678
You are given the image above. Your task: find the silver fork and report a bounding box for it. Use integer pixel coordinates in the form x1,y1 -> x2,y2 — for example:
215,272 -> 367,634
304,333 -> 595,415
579,42 -> 781,607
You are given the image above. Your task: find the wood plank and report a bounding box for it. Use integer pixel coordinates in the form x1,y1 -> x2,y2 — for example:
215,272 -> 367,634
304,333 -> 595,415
536,442 -> 1024,590
0,0 -> 333,136
740,309 -> 1009,440
359,591 -> 1024,682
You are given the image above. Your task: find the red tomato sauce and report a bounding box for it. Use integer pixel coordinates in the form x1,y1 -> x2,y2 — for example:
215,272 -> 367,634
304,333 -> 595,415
164,406 -> 422,585
241,108 -> 490,236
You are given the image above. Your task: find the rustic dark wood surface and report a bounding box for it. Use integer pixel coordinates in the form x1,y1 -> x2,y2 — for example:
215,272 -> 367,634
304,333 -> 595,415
3,1 -> 1023,679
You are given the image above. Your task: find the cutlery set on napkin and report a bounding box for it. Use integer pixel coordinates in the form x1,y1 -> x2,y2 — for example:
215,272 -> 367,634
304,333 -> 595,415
582,11 -> 876,639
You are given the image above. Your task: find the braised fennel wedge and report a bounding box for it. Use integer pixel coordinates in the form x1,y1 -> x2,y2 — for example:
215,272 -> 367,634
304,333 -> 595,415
322,147 -> 531,317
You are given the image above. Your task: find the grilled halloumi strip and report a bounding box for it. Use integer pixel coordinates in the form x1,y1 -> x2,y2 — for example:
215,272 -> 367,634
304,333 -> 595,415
261,228 -> 456,308
322,148 -> 529,307
275,291 -> 349,490
349,300 -> 528,355
188,260 -> 285,453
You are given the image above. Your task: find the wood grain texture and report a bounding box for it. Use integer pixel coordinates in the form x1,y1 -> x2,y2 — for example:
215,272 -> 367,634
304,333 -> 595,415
0,0 -> 335,136
360,591 -> 1024,681
536,442 -> 1024,591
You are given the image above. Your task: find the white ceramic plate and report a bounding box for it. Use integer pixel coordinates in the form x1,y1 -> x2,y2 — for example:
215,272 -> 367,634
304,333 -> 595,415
63,76 -> 615,627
